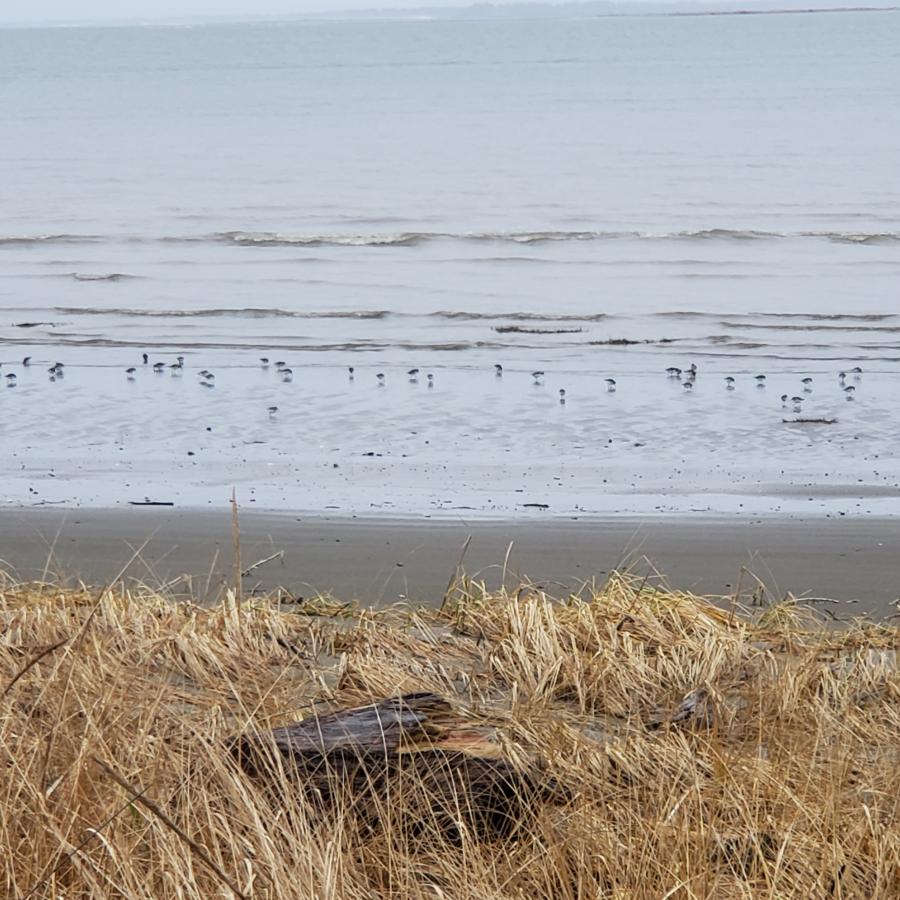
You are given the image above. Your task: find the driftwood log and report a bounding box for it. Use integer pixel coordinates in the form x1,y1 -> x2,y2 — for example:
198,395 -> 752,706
228,692 -> 561,842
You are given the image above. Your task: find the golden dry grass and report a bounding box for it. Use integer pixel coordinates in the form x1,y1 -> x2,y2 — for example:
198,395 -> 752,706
2,570 -> 899,898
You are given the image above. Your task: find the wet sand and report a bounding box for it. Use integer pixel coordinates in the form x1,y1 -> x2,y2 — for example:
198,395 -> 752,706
0,507 -> 897,617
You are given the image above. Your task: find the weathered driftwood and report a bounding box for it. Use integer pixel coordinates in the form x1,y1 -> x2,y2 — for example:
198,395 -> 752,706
229,692 -> 560,841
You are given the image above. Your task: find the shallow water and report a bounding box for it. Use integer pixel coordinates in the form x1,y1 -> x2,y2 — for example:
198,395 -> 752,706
1,13 -> 899,515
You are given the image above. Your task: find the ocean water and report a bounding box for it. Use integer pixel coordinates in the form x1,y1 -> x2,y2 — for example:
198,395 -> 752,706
2,12 -> 900,516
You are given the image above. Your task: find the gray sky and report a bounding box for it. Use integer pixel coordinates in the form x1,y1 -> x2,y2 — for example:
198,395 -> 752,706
3,0 -> 557,25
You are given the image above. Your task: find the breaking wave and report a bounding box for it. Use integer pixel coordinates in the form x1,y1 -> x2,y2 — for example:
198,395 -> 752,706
71,273 -> 139,282
4,229 -> 900,248
193,229 -> 900,247
0,234 -> 104,245
48,307 -> 613,322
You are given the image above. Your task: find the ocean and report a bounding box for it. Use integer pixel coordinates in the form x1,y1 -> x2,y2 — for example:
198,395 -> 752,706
2,11 -> 900,516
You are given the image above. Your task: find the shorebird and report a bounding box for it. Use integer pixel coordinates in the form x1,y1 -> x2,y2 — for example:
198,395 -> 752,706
200,379 -> 214,389
348,366 -> 355,380
838,371 -> 846,383
844,385 -> 856,400
142,353 -> 149,365
850,366 -> 863,376
22,356 -> 31,367
605,378 -> 616,392
665,367 -> 682,378
683,380 -> 694,392
427,373 -> 434,388
494,364 -> 503,376
791,396 -> 803,412
687,363 -> 697,377
274,360 -> 286,369
153,362 -> 165,373
531,370 -> 544,384
801,377 -> 813,392
199,370 -> 213,380
125,367 -> 136,379
5,373 -> 16,386
280,368 -> 293,382
376,372 -> 385,385
408,368 -> 419,381
754,374 -> 767,386
781,394 -> 789,407
724,376 -> 735,390
260,357 -> 270,368
268,406 -> 278,416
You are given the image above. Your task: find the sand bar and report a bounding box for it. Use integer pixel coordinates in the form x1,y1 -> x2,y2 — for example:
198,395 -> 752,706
0,507 -> 897,615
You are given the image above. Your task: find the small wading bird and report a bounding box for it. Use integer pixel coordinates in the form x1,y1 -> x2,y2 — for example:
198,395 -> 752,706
605,378 -> 616,392
348,366 -> 354,380
260,357 -> 269,367
153,362 -> 165,373
494,363 -> 503,376
376,372 -> 385,385
801,377 -> 813,391
724,376 -> 735,390
268,406 -> 278,416
781,393 -> 789,408
844,385 -> 856,400
408,368 -> 419,381
531,370 -> 544,384
791,395 -> 804,412
125,367 -> 136,379
666,367 -> 681,378
6,373 -> 16,387
683,380 -> 694,392
427,373 -> 434,388
559,388 -> 566,404
22,356 -> 31,367
755,374 -> 766,386
142,353 -> 149,364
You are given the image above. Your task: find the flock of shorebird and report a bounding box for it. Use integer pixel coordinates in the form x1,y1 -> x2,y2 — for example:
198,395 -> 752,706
0,354 -> 864,417
657,363 -> 863,413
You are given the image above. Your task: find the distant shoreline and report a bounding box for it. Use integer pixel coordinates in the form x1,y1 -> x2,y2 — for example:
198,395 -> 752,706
2,3 -> 899,29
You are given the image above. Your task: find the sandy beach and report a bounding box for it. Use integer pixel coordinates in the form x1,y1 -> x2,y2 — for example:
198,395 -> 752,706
1,506 -> 897,615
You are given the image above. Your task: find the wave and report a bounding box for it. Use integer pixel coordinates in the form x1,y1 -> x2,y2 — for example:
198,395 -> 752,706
0,234 -> 103,245
719,321 -> 900,333
46,306 -> 613,323
52,306 -> 393,320
196,229 -> 900,247
428,310 -> 610,322
71,273 -> 139,282
4,229 -> 900,248
658,311 -> 898,323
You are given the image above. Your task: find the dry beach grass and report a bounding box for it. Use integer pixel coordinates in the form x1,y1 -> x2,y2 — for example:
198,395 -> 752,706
1,568 -> 899,898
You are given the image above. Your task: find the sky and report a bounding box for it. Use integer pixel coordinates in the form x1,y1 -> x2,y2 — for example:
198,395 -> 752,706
2,0 -> 559,26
